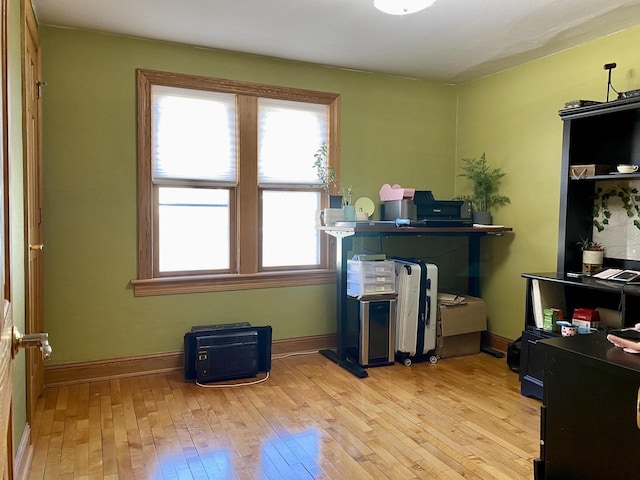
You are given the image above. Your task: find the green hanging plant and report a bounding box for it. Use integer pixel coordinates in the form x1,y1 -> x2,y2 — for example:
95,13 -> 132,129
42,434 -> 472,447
593,184 -> 640,232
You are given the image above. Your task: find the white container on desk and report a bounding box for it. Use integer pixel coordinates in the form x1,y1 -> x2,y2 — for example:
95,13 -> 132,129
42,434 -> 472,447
322,208 -> 344,226
346,260 -> 396,296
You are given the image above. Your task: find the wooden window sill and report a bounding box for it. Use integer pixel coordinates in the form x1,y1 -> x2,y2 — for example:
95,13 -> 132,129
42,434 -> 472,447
131,269 -> 336,296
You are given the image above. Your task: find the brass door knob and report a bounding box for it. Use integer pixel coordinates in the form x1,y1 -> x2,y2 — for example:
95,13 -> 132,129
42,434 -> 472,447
12,327 -> 52,360
29,244 -> 44,250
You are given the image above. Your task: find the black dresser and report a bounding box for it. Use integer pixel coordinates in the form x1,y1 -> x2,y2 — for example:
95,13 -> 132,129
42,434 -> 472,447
534,333 -> 640,479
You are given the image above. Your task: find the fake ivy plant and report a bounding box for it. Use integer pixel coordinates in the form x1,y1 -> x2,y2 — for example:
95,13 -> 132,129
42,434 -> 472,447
593,184 -> 640,232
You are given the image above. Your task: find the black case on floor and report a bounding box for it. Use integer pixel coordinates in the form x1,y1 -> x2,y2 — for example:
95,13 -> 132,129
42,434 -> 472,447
183,323 -> 272,382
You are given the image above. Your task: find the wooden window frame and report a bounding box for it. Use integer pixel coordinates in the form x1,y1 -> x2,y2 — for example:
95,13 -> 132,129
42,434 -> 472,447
132,69 -> 340,296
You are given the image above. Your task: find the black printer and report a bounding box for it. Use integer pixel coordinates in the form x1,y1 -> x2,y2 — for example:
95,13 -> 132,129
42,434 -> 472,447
380,191 -> 472,226
413,191 -> 472,226
382,190 -> 473,227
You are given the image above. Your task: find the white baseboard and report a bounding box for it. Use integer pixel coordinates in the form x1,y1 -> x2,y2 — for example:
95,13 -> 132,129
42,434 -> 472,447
13,423 -> 32,480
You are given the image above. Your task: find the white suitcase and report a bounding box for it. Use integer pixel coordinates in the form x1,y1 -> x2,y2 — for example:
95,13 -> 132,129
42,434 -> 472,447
394,259 -> 438,365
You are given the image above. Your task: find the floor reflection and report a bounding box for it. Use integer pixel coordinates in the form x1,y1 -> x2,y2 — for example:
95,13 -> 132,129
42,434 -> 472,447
260,430 -> 319,479
153,429 -> 320,479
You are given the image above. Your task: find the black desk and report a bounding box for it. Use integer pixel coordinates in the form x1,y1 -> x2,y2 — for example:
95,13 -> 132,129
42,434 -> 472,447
520,272 -> 640,399
320,224 -> 513,377
535,333 -> 640,479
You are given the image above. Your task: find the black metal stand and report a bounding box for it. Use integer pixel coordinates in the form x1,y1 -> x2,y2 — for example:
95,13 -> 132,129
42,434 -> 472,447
320,225 -> 511,378
480,345 -> 505,358
319,349 -> 368,378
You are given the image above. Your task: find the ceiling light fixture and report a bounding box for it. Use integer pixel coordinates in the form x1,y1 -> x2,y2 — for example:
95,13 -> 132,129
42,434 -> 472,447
373,0 -> 436,15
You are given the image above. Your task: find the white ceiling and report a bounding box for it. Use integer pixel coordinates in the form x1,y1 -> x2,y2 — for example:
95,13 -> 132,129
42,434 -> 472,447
32,0 -> 640,84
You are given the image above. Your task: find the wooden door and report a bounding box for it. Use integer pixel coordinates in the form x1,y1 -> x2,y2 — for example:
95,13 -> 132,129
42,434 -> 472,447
1,0 -> 12,476
1,304 -> 13,480
23,0 -> 43,423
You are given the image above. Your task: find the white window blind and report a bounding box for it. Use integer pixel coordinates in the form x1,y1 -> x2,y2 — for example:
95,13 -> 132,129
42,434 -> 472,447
158,187 -> 230,272
258,98 -> 328,187
262,191 -> 321,267
151,86 -> 237,185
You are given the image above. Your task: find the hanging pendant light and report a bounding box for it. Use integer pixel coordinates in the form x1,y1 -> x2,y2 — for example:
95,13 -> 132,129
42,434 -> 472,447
374,0 -> 436,15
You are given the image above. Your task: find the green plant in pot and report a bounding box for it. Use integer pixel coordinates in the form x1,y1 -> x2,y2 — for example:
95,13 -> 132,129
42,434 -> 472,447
577,238 -> 604,273
312,142 -> 342,208
457,153 -> 511,225
341,185 -> 355,220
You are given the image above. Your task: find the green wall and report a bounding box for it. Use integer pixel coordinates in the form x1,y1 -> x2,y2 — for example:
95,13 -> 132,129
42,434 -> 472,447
39,27 -> 457,364
457,25 -> 640,339
38,22 -> 640,364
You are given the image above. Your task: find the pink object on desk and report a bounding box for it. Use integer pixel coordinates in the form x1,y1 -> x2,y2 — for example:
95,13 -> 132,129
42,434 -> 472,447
379,183 -> 415,201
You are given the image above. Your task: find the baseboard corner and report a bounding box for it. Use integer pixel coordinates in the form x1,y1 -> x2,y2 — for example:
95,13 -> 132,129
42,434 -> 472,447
481,331 -> 510,353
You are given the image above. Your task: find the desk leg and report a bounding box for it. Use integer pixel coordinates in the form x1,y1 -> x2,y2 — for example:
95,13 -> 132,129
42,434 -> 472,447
468,235 -> 481,297
319,234 -> 368,378
468,234 -> 505,358
336,234 -> 352,359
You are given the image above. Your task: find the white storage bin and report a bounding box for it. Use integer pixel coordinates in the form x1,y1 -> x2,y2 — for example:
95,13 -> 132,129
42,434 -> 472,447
347,281 -> 396,296
346,260 -> 396,296
347,259 -> 395,275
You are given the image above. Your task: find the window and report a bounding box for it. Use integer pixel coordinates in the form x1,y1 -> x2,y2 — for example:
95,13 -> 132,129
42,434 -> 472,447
133,70 -> 340,295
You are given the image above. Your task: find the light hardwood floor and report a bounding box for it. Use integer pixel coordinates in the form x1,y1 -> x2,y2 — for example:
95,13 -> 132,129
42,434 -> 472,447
27,352 -> 540,479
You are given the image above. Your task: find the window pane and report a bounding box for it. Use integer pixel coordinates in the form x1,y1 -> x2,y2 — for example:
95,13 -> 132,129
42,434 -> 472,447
262,191 -> 321,267
158,187 -> 230,272
152,86 -> 237,184
258,98 -> 328,186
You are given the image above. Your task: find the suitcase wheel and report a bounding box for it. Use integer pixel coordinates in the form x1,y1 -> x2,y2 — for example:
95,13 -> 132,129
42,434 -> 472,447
429,355 -> 438,364
403,358 -> 412,367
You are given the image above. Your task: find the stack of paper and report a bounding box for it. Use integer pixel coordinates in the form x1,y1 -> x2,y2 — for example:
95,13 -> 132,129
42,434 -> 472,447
438,293 -> 466,306
531,280 -> 566,328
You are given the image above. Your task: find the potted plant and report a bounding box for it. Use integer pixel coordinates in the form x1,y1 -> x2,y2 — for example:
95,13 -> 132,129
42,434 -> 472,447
457,153 -> 511,225
341,185 -> 355,220
578,238 -> 604,273
313,142 -> 342,208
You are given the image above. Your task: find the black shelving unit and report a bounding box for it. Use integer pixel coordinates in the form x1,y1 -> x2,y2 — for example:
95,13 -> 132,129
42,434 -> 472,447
521,98 -> 640,477
520,97 -> 640,400
520,272 -> 640,399
558,97 -> 640,275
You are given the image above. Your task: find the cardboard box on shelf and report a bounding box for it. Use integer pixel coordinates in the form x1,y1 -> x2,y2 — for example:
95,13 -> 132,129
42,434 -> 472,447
439,295 -> 487,358
543,307 -> 564,332
572,307 -> 600,334
569,164 -> 610,179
